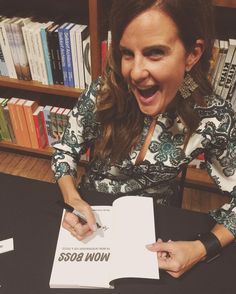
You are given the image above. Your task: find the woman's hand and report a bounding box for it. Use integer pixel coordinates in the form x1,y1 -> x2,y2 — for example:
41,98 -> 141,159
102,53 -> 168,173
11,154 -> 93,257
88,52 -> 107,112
62,197 -> 97,241
146,239 -> 206,278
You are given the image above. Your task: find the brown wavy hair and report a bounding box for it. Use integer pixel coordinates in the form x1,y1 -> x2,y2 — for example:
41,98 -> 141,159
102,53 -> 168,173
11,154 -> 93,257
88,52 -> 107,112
95,0 -> 215,162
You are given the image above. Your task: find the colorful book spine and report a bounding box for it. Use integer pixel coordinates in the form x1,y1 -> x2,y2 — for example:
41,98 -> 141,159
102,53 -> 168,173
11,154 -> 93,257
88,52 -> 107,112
7,97 -> 25,145
0,17 -> 17,78
0,98 -> 11,141
64,22 -> 75,87
33,106 -> 48,148
23,99 -> 40,148
3,104 -> 16,143
40,21 -> 54,85
0,44 -> 8,76
11,17 -> 32,81
58,22 -> 69,87
50,106 -> 60,143
15,99 -> 31,147
4,17 -> 23,80
42,105 -> 54,146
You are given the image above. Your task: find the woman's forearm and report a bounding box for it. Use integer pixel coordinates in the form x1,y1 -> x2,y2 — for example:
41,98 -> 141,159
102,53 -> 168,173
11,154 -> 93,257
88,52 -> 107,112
58,175 -> 82,203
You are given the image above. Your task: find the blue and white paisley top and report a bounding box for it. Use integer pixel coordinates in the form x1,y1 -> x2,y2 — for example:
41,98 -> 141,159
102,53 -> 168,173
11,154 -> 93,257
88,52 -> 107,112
52,80 -> 236,236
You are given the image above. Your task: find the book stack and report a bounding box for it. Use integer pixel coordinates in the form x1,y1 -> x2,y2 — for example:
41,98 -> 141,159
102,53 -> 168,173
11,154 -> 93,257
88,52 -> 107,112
209,38 -> 236,111
0,96 -> 89,161
0,15 -> 91,89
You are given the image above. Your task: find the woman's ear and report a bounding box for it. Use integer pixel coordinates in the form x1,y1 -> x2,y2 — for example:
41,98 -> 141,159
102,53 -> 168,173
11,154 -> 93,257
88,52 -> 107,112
185,39 -> 205,72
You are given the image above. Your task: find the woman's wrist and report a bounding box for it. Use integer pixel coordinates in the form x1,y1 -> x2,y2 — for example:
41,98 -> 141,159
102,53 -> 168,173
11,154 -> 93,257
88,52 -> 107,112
197,232 -> 222,263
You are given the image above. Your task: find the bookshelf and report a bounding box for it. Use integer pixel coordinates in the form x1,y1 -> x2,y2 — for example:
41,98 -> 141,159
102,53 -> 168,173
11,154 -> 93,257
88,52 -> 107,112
0,0 -> 235,188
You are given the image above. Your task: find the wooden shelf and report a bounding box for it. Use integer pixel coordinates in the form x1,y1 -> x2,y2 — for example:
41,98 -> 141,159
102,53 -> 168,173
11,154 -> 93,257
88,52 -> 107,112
0,141 -> 53,156
213,0 -> 236,8
0,76 -> 83,98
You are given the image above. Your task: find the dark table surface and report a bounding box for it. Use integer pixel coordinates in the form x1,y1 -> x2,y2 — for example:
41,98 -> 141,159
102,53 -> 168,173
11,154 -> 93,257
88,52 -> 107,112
0,173 -> 235,294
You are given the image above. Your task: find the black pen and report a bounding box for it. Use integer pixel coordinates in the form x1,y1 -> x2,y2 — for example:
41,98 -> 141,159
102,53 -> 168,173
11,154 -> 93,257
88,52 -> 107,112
57,200 -> 101,229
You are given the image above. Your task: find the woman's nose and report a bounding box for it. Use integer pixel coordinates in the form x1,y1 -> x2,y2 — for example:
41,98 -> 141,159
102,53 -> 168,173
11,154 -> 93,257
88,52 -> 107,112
130,57 -> 149,82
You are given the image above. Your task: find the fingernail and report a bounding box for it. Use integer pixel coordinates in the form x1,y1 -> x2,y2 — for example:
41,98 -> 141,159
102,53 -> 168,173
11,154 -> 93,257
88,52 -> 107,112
145,243 -> 154,249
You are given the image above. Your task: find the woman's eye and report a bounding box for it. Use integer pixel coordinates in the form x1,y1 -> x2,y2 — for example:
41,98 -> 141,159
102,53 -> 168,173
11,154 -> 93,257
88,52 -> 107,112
120,49 -> 133,59
148,49 -> 164,58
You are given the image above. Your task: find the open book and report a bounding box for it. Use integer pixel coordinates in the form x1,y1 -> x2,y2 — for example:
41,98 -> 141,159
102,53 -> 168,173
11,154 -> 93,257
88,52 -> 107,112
49,196 -> 159,289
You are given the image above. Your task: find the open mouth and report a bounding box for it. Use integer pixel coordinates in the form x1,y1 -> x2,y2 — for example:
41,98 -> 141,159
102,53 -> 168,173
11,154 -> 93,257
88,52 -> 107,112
137,85 -> 159,98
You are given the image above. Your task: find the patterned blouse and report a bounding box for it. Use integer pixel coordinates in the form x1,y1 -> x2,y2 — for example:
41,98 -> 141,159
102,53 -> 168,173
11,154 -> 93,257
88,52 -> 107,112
52,79 -> 236,236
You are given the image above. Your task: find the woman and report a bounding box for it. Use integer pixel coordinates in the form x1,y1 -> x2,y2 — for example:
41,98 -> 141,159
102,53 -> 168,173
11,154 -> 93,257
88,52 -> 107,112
52,0 -> 236,278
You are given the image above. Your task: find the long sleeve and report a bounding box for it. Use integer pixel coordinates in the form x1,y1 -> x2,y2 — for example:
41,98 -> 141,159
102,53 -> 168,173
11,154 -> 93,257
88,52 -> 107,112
199,98 -> 236,236
51,81 -> 101,181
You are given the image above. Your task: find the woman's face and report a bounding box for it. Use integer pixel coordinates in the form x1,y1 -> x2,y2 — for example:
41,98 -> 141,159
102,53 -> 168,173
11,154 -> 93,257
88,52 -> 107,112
120,7 -> 195,116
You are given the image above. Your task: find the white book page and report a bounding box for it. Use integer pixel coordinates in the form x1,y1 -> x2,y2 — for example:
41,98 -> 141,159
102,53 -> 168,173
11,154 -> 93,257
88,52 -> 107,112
110,196 -> 159,282
50,206 -> 113,288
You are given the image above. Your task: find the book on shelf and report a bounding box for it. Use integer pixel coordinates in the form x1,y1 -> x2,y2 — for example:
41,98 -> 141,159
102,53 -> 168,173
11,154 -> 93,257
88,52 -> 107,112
42,105 -> 54,146
69,24 -> 81,88
49,196 -> 158,289
58,22 -> 69,87
75,24 -> 88,89
15,98 -> 31,147
23,99 -> 40,149
10,17 -> 32,81
0,44 -> 8,76
32,105 -> 48,148
7,97 -> 21,145
64,22 -> 75,88
61,108 -> 71,131
3,103 -> 16,143
216,39 -> 236,97
222,42 -> 236,100
47,24 -> 64,85
0,98 -> 11,141
50,106 -> 60,142
21,20 -> 37,82
1,17 -> 23,80
34,22 -> 50,85
214,40 -> 229,93
0,16 -> 17,78
55,107 -> 65,140
40,21 -> 54,85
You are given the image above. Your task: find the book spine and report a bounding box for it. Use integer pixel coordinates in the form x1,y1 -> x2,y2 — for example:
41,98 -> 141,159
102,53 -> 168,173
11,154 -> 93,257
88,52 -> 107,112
40,24 -> 54,85
70,25 -> 80,88
50,107 -> 60,143
23,101 -> 39,148
222,50 -> 236,100
0,99 -> 11,141
33,107 -> 47,148
58,23 -> 69,87
0,45 -> 9,76
216,44 -> 236,97
42,105 -> 54,146
7,98 -> 22,145
0,21 -> 17,78
4,19 -> 23,80
53,28 -> 64,85
75,25 -> 88,89
64,23 -> 75,87
34,23 -> 49,85
22,26 -> 37,81
3,105 -> 16,143
15,99 -> 31,147
214,41 -> 229,94
11,20 -> 32,81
